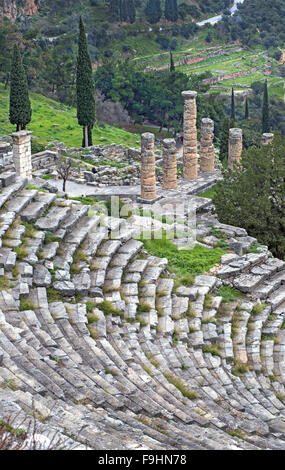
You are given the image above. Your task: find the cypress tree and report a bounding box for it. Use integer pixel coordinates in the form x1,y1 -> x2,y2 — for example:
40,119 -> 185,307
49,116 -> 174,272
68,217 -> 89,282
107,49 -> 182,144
262,80 -> 270,133
230,88 -> 235,122
109,0 -> 120,21
127,0 -> 136,23
145,0 -> 162,24
170,51 -> 175,72
245,97 -> 249,120
120,0 -> 128,22
165,0 -> 178,22
76,17 -> 95,148
9,44 -> 32,132
219,117 -> 230,163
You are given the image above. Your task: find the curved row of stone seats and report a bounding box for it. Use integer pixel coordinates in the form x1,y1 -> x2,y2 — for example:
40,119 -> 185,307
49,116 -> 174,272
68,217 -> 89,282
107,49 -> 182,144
0,389 -> 87,450
1,180 -> 285,448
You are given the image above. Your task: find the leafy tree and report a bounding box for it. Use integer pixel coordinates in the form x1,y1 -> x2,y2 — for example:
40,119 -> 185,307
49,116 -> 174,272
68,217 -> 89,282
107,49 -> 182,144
262,80 -> 270,133
9,44 -> 32,132
145,0 -> 162,24
213,133 -> 285,259
76,17 -> 95,148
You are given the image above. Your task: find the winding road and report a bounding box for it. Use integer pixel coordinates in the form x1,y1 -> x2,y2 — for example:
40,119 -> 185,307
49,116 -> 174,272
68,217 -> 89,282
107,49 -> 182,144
196,0 -> 245,27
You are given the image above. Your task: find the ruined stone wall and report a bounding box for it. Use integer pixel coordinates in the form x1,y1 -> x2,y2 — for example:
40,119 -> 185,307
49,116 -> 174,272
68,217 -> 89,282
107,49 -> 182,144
32,151 -> 58,171
261,133 -> 274,146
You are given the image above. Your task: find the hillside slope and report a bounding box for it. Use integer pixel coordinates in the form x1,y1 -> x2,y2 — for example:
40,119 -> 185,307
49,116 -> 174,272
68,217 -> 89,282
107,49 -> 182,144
0,83 -> 139,148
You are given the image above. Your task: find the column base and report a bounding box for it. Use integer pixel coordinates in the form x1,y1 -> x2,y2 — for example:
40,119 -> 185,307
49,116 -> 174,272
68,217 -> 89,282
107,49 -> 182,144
137,195 -> 163,205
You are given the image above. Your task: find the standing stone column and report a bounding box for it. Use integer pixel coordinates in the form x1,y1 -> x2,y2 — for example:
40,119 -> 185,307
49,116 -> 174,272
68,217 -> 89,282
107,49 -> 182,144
141,132 -> 157,200
182,91 -> 198,180
11,130 -> 32,178
162,138 -> 178,190
228,128 -> 243,170
261,133 -> 274,146
200,118 -> 215,172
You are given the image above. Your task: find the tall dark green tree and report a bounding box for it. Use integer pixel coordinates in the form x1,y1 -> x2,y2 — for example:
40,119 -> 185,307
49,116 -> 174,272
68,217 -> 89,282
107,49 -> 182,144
262,80 -> 270,133
120,0 -> 128,22
170,51 -> 175,72
127,0 -> 136,23
165,0 -> 178,22
244,97 -> 249,120
109,0 -> 120,21
145,0 -> 162,24
76,17 -> 95,148
9,45 -> 32,132
219,117 -> 230,163
230,87 -> 235,122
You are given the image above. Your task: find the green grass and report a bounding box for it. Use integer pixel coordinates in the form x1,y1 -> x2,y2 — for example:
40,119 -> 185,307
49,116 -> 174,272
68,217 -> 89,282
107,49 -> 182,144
163,372 -> 198,400
198,184 -> 219,199
141,233 -> 225,276
0,82 -> 139,148
19,298 -> 36,312
215,286 -> 243,303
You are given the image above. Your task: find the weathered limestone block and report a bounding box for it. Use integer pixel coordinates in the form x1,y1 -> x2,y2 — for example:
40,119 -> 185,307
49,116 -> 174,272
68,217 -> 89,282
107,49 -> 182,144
141,133 -> 156,200
162,138 -> 177,189
228,128 -> 243,170
11,130 -> 32,178
200,118 -> 215,172
261,133 -> 274,146
182,91 -> 198,180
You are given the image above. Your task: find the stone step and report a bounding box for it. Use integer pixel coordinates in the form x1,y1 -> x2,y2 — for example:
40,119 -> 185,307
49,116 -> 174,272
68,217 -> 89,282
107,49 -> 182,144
21,193 -> 57,222
5,189 -> 38,214
35,206 -> 71,232
0,179 -> 27,210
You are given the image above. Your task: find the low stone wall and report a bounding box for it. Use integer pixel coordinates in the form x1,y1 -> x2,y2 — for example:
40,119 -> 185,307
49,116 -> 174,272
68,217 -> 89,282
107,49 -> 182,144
32,150 -> 58,171
0,142 -> 13,169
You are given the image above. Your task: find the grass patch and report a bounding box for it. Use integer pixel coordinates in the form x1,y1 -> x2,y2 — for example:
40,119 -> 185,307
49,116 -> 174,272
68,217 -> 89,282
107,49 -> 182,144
251,303 -> 267,316
0,82 -> 139,148
70,196 -> 98,205
46,287 -> 65,303
202,344 -> 222,357
215,286 -> 243,303
19,298 -> 36,311
198,185 -> 218,199
163,372 -> 198,400
137,303 -> 151,314
141,233 -> 225,276
86,301 -> 97,313
203,294 -> 213,309
44,231 -> 60,244
14,246 -> 28,260
98,300 -> 124,318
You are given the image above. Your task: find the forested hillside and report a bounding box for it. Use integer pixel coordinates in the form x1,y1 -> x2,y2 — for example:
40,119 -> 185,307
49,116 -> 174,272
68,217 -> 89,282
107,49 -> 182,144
218,0 -> 285,49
